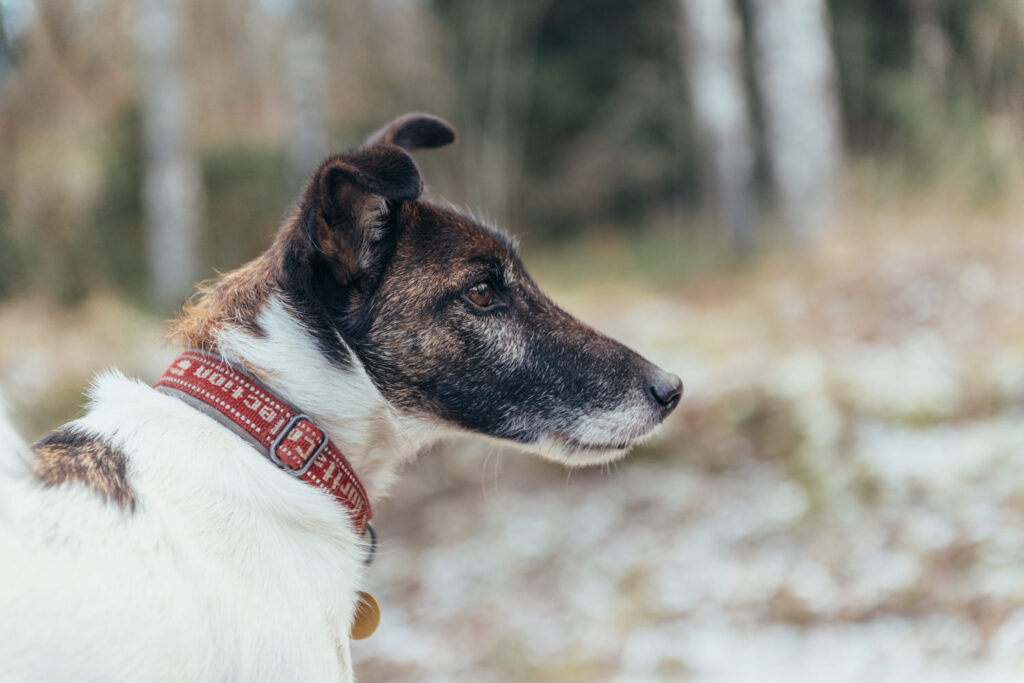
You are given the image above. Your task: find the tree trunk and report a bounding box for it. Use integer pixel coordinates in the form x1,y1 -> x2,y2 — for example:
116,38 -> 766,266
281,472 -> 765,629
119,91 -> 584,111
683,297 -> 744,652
677,0 -> 756,256
285,0 -> 329,194
137,0 -> 203,308
750,0 -> 842,242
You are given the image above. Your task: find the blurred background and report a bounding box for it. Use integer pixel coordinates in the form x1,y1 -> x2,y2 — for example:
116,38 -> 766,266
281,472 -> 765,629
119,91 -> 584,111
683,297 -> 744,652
2,0 -> 1024,680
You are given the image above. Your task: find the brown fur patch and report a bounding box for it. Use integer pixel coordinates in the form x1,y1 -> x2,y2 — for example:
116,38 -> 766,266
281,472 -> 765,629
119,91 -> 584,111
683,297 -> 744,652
32,427 -> 136,511
168,234 -> 287,351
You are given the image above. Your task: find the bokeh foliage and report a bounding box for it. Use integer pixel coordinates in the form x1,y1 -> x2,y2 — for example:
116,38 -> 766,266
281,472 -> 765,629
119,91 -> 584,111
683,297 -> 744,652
0,0 -> 1020,301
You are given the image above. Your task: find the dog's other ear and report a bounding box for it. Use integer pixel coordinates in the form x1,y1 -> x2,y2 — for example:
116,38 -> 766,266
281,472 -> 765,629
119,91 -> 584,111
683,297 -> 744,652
362,112 -> 456,151
300,144 -> 420,284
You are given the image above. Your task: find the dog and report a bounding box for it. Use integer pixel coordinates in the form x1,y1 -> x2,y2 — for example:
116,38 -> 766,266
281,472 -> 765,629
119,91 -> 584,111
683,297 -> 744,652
0,113 -> 681,682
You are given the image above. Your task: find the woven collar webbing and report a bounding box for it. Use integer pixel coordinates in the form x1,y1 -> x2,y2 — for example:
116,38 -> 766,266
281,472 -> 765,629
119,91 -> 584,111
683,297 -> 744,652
155,351 -> 372,535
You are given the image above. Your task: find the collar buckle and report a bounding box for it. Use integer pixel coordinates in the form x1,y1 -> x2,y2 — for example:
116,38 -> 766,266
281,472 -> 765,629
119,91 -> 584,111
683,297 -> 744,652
269,413 -> 328,477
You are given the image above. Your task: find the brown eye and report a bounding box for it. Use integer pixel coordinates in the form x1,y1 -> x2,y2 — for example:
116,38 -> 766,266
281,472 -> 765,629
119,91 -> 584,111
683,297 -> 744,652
466,282 -> 494,308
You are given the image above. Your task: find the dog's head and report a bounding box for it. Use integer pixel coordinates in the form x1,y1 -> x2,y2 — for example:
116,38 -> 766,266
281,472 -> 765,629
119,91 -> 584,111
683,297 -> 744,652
223,114 -> 681,466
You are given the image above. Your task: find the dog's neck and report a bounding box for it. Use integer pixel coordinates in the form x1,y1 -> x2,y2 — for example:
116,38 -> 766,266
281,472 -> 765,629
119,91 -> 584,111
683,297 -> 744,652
192,295 -> 437,504
165,228 -> 445,505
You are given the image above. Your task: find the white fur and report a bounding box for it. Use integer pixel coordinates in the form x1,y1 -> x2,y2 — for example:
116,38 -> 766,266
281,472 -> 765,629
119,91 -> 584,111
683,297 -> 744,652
0,298 -> 445,683
0,397 -> 29,482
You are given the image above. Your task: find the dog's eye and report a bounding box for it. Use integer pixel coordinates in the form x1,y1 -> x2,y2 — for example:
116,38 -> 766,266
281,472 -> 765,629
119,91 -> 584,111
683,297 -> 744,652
465,282 -> 494,308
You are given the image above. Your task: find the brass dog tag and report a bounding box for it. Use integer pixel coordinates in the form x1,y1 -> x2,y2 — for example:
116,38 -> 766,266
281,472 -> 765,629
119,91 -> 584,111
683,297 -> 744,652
350,591 -> 381,640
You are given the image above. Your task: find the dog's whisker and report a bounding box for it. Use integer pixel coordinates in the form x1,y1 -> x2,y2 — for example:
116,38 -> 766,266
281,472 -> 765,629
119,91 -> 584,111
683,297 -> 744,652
480,448 -> 494,498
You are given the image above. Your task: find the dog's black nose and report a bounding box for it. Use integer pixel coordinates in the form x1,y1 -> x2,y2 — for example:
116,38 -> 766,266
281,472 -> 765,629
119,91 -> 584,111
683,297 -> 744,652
649,372 -> 683,412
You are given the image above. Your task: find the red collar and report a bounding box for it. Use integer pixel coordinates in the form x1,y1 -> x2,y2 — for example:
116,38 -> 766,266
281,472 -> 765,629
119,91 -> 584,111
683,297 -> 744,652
155,351 -> 372,535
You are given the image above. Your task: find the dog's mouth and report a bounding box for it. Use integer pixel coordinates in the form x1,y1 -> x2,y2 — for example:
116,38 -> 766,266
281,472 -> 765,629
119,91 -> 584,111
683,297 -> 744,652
533,430 -> 641,466
560,435 -> 634,453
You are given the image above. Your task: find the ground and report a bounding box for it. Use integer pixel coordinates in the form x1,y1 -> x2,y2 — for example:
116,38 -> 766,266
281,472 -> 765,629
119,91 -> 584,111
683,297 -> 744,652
3,194 -> 1023,681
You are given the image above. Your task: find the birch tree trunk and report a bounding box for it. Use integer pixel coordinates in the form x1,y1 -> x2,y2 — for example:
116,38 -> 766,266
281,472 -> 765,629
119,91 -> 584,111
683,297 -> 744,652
285,0 -> 329,194
137,0 -> 203,308
677,0 -> 755,256
751,0 -> 842,242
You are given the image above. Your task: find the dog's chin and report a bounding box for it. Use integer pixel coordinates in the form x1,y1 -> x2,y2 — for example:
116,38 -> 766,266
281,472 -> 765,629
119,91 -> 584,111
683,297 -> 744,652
529,433 -> 637,468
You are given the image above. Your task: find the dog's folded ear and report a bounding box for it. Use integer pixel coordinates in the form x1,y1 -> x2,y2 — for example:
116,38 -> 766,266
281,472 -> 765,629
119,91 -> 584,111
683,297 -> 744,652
299,144 -> 421,285
296,114 -> 455,287
362,113 -> 456,151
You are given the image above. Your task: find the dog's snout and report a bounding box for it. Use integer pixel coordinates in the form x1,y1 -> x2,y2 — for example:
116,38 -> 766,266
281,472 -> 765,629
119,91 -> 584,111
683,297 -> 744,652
649,371 -> 683,412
